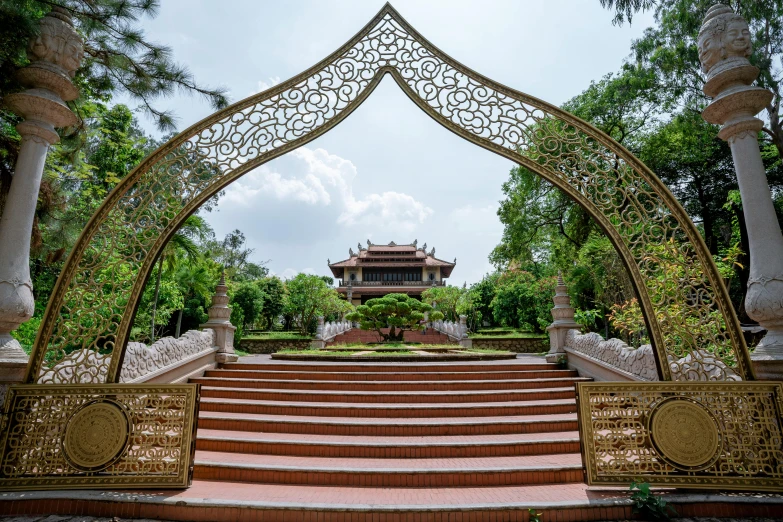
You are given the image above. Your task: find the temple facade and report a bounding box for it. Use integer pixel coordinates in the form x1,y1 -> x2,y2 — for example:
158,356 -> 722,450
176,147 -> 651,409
328,240 -> 456,305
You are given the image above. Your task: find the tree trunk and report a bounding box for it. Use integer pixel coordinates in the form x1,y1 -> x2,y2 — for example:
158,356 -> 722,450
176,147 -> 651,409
175,308 -> 183,338
151,257 -> 163,341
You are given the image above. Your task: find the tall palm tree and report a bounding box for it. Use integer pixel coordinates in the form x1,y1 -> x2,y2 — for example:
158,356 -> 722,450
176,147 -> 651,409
173,262 -> 212,338
150,215 -> 211,340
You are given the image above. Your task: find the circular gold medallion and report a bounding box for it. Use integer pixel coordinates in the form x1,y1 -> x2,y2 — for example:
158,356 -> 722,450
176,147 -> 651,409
63,401 -> 129,471
650,399 -> 720,470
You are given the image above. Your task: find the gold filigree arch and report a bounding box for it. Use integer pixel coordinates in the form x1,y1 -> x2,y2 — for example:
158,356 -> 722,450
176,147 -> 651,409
27,3 -> 753,384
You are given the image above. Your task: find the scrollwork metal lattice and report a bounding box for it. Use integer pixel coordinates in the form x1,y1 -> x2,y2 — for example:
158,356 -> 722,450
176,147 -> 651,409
576,382 -> 783,490
27,4 -> 752,383
0,384 -> 199,489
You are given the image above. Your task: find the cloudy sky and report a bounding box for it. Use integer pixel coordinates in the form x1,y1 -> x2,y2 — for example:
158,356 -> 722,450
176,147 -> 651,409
131,0 -> 654,284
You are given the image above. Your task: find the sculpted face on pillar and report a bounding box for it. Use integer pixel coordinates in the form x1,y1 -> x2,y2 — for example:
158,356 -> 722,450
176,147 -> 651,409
698,4 -> 752,76
28,7 -> 83,78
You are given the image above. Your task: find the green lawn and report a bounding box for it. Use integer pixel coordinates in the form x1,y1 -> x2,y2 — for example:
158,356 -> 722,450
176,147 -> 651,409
277,349 -> 357,356
461,347 -> 515,355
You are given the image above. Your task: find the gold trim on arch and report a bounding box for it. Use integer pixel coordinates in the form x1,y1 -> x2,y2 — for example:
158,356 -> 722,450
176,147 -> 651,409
25,3 -> 752,384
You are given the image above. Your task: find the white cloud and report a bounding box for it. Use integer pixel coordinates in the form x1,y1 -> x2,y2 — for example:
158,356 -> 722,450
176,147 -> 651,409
254,76 -> 281,94
279,268 -> 298,279
223,146 -> 433,230
277,267 -> 316,280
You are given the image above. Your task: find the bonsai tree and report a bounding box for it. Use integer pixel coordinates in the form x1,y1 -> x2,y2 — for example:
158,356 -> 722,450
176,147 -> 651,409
346,293 -> 444,342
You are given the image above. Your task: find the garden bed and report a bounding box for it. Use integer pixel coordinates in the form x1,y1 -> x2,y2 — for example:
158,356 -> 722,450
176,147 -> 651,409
272,344 -> 516,362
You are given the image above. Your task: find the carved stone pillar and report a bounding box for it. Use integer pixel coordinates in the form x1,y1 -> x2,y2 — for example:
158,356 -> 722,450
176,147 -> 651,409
699,4 -> 783,379
200,272 -> 238,363
0,7 -> 82,381
310,316 -> 326,349
458,314 -> 472,348
546,273 -> 581,363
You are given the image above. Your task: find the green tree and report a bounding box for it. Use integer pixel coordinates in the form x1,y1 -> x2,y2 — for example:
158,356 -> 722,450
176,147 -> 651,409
491,271 -> 558,333
172,261 -> 213,338
284,274 -> 344,336
421,286 -> 464,322
149,215 -> 210,340
598,0 -> 783,160
346,294 -> 443,342
0,0 -> 229,212
231,282 -> 265,329
256,276 -> 286,330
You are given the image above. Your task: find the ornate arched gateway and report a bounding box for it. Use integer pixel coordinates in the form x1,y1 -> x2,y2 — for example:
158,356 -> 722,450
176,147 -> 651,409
2,3 -> 782,491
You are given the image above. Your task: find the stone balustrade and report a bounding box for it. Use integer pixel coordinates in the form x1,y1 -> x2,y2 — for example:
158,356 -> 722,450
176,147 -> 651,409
430,316 -> 469,344
36,329 -> 217,384
564,329 -> 658,381
316,318 -> 352,342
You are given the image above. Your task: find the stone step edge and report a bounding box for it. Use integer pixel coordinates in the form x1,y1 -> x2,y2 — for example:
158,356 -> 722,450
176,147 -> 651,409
194,460 -> 582,474
196,434 -> 581,448
2,489 -> 781,513
198,412 -> 576,426
272,354 -> 517,362
221,364 -> 558,372
195,377 -> 589,386
199,396 -> 575,407
197,386 -> 576,397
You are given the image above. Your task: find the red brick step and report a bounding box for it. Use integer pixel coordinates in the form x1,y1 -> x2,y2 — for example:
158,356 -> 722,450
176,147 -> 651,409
192,450 -> 584,487
198,396 -> 577,418
193,384 -> 576,404
197,410 -> 578,436
195,429 -> 581,458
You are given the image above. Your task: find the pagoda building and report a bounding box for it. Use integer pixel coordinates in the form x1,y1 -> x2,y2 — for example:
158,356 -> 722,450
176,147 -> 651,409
328,240 -> 456,305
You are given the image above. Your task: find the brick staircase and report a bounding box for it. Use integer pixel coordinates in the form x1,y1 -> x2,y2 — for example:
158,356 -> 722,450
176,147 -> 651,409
4,356 -> 782,521
328,327 -> 452,344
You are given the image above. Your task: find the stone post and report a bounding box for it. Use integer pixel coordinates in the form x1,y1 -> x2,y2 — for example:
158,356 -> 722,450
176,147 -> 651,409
311,316 -> 326,349
458,314 -> 472,348
699,5 -> 783,379
200,272 -> 238,363
546,273 -> 581,363
0,7 -> 82,386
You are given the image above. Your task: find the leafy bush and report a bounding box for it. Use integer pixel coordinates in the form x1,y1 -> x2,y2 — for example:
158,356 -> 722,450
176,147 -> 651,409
629,481 -> 675,520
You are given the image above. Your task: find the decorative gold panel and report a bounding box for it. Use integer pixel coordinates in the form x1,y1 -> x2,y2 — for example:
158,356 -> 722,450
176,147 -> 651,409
576,382 -> 783,490
0,384 -> 199,489
27,3 -> 751,384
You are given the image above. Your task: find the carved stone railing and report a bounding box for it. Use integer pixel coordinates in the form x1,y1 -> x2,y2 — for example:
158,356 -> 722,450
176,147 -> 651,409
37,329 -> 218,384
430,316 -> 470,346
120,329 -> 218,383
564,329 -> 658,381
315,317 -> 352,343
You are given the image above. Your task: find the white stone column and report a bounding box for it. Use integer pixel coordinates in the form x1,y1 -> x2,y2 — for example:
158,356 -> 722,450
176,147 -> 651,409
546,273 -> 581,363
200,272 -> 238,363
699,4 -> 783,379
0,7 -> 82,385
